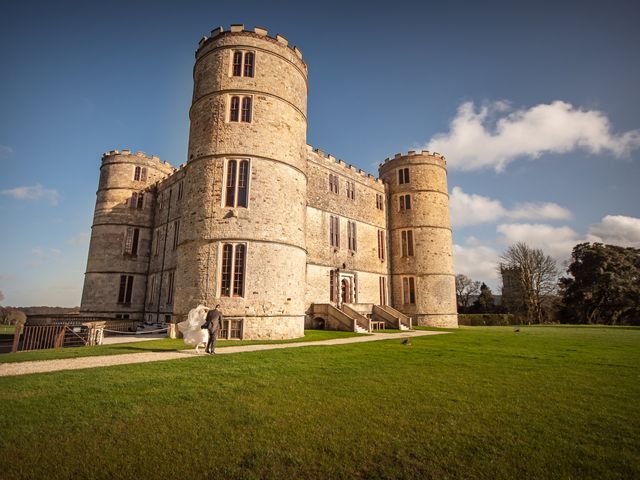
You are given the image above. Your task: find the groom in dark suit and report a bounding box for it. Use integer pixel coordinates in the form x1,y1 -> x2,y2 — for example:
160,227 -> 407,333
202,304 -> 223,354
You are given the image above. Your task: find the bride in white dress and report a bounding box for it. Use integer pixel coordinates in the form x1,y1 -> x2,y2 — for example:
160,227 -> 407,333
177,304 -> 210,353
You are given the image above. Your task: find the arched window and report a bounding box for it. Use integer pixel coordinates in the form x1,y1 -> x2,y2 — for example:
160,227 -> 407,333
244,52 -> 254,77
232,51 -> 243,77
241,97 -> 252,122
230,96 -> 240,122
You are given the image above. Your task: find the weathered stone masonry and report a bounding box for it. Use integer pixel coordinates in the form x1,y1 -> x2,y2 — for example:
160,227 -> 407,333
80,25 -> 458,338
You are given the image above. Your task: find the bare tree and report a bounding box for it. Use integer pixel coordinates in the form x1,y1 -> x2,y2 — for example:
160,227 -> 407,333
455,274 -> 481,310
499,242 -> 559,323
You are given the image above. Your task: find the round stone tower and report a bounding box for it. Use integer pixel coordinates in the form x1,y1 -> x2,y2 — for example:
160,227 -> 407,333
379,150 -> 458,328
81,150 -> 174,319
174,25 -> 308,339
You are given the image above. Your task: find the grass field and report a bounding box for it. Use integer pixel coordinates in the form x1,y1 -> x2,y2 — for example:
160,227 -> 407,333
0,329 -> 365,364
1,326 -> 638,479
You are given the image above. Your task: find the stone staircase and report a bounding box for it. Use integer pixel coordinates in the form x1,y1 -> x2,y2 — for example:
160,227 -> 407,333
309,303 -> 412,333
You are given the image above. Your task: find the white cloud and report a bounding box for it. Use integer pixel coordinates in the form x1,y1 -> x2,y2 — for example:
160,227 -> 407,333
587,215 -> 640,247
1,184 -> 60,205
29,247 -> 62,267
450,186 -> 571,227
0,145 -> 13,159
66,232 -> 90,246
453,243 -> 500,281
427,100 -> 640,171
497,223 -> 581,258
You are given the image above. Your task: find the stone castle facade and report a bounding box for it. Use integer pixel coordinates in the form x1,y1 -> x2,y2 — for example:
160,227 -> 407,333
80,25 -> 458,339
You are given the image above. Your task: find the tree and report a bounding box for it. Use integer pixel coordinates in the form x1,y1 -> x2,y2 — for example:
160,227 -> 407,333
560,243 -> 640,325
474,282 -> 495,312
0,289 -> 4,304
499,242 -> 559,324
455,274 -> 481,310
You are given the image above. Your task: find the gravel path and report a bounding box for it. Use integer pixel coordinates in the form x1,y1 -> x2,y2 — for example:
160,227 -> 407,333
0,330 -> 447,377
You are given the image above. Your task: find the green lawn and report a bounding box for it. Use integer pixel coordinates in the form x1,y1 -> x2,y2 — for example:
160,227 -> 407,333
0,329 -> 365,364
1,326 -> 638,479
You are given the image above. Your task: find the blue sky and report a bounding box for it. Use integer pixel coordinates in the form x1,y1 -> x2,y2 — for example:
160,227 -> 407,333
1,0 -> 639,306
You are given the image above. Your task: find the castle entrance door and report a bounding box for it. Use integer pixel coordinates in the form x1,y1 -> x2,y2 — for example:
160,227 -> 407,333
340,274 -> 355,304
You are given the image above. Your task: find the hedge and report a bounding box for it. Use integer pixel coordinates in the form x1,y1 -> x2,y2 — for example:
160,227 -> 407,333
458,314 -> 519,326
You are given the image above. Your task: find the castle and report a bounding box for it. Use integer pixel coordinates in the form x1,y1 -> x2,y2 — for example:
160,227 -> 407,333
80,25 -> 458,339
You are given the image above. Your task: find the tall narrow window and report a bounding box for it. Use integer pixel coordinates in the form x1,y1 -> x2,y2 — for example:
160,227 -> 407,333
329,174 -> 339,193
347,221 -> 357,251
124,227 -> 140,256
149,275 -> 155,304
244,52 -> 254,77
225,159 -> 250,208
154,228 -> 161,256
241,97 -> 252,123
130,192 -> 138,208
134,166 -> 141,181
402,277 -> 416,304
346,181 -> 355,200
118,275 -> 134,304
159,191 -> 165,210
167,271 -> 174,305
398,167 -> 410,184
377,230 -> 385,260
172,221 -> 180,250
140,168 -> 147,182
232,51 -> 242,76
220,243 -> 247,297
221,244 -> 233,297
177,181 -> 183,201
399,194 -> 411,211
379,277 -> 387,305
230,96 -> 240,122
376,193 -> 384,210
330,216 -> 340,248
233,244 -> 246,296
136,192 -> 144,209
330,270 -> 335,302
401,230 -> 414,257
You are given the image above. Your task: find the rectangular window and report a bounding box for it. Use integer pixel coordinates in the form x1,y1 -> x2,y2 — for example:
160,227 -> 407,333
220,243 -> 247,297
376,193 -> 384,210
329,270 -> 335,302
241,97 -> 252,123
134,166 -> 141,181
225,159 -> 250,208
330,216 -> 340,248
232,51 -> 243,76
346,181 -> 355,200
328,174 -> 340,194
402,277 -> 416,304
229,319 -> 243,339
401,230 -> 414,257
347,221 -> 357,251
398,167 -> 410,184
167,271 -> 174,305
177,181 -> 183,201
149,275 -> 155,304
377,230 -> 385,260
230,96 -> 240,122
118,275 -> 134,304
243,52 -> 254,77
159,192 -> 165,210
131,192 -> 144,209
379,276 -> 387,305
154,228 -> 161,256
399,194 -> 411,211
124,227 -> 139,255
140,168 -> 147,182
172,221 -> 180,250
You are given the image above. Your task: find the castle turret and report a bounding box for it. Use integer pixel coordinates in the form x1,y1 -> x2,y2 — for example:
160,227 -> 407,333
379,151 -> 458,327
173,25 -> 309,338
80,150 -> 174,319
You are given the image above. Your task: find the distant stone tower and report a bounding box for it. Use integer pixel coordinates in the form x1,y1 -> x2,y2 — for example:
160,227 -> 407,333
173,25 -> 309,338
80,150 -> 174,319
379,151 -> 458,327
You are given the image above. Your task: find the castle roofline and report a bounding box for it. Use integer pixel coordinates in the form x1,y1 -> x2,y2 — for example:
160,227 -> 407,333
379,150 -> 447,169
101,149 -> 176,172
306,144 -> 384,186
196,25 -> 306,69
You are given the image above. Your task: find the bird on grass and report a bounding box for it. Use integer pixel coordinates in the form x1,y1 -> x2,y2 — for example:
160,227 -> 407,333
401,338 -> 412,346
514,328 -> 520,332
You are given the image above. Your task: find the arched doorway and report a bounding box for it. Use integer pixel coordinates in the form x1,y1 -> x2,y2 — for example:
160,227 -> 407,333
341,278 -> 352,304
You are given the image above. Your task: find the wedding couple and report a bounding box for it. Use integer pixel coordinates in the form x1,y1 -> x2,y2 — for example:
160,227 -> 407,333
177,304 -> 223,354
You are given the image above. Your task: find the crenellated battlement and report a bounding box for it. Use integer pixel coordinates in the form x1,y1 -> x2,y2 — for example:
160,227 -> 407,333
379,150 -> 447,170
101,149 -> 176,173
306,144 -> 384,186
196,25 -> 306,68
